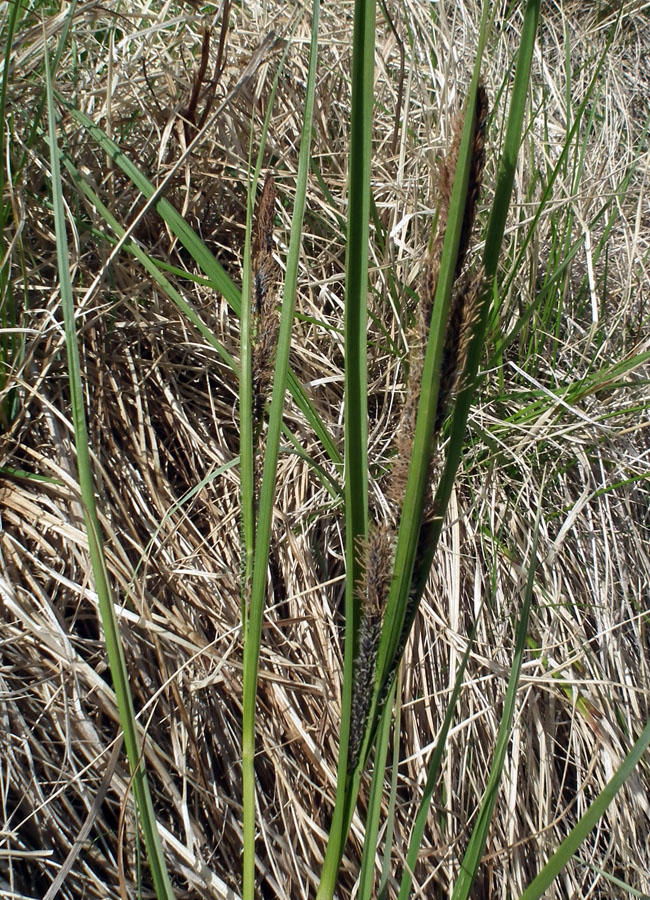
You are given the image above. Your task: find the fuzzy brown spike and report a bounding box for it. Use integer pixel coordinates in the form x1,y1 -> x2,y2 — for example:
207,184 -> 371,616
252,324 -> 277,420
426,83 -> 488,306
432,85 -> 488,430
360,523 -> 393,620
253,252 -> 278,321
434,264 -> 484,434
456,84 -> 489,279
453,264 -> 485,393
252,175 -> 276,260
388,85 -> 488,510
438,102 -> 464,217
348,524 -> 394,769
421,108 -> 463,325
251,176 -> 279,430
389,335 -> 423,506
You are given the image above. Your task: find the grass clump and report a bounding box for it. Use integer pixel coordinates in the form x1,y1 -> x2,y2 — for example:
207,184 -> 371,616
1,1 -> 650,899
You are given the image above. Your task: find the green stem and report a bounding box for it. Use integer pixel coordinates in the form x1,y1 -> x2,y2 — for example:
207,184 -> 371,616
316,0 -> 375,894
241,6 -> 320,898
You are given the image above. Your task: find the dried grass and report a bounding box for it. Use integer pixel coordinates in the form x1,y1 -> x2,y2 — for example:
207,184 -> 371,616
1,1 -> 650,898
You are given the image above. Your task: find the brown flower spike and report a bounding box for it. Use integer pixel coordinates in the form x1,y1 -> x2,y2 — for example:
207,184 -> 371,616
390,85 -> 488,509
251,177 -> 280,430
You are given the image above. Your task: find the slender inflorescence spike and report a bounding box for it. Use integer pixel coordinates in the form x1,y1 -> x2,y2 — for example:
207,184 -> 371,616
251,176 -> 279,430
435,263 -> 485,433
252,175 -> 277,260
348,524 -> 394,769
456,84 -> 488,279
389,85 -> 488,509
425,101 -> 463,306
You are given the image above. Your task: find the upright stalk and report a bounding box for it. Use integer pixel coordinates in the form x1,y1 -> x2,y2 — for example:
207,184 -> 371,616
315,0 -> 375,895
240,6 -> 320,898
44,36 -> 175,900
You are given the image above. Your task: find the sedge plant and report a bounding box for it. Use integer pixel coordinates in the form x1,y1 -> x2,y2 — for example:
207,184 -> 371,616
314,0 -> 650,898
5,0 -> 650,897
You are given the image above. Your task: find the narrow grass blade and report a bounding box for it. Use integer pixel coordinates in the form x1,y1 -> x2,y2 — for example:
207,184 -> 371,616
316,0 -> 375,893
450,503 -> 541,900
238,148 -> 257,626
358,680 -> 396,900
243,9 -> 305,587
0,467 -> 60,483
576,860 -> 650,900
239,10 -> 302,613
0,0 -> 28,428
44,42 -> 175,900
240,5 -> 320,897
60,100 -> 342,473
240,19 -> 291,896
397,624 -> 477,900
0,0 -> 23,175
378,673 -> 402,900
519,717 -> 650,900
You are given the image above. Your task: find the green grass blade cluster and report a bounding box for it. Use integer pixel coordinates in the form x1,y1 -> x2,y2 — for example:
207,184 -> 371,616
317,1 -> 546,895
44,40 -> 175,900
353,1 -> 491,801
395,5 -> 542,892
374,62 -> 488,702
19,1 -> 649,898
